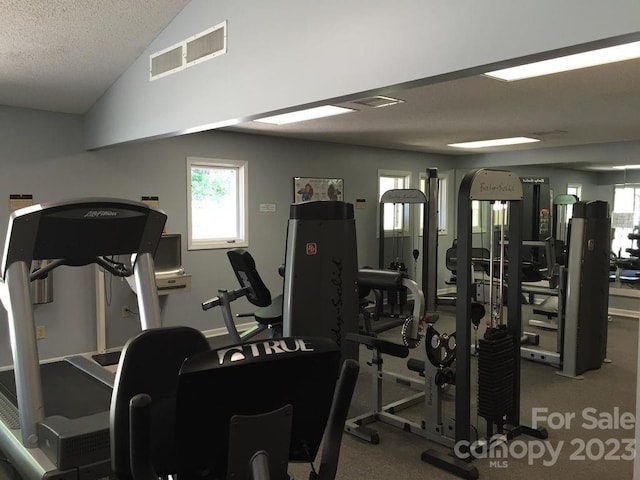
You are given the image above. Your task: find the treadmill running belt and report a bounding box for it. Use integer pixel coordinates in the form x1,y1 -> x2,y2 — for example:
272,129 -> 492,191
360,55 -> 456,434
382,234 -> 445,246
0,361 -> 111,418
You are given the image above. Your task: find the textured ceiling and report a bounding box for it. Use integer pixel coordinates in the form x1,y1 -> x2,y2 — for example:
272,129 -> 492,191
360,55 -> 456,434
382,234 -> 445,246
0,0 -> 189,113
0,0 -> 639,167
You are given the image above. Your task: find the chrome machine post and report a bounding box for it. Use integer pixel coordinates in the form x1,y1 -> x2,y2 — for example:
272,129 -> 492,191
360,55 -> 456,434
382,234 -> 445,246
133,252 -> 162,330
3,262 -> 44,446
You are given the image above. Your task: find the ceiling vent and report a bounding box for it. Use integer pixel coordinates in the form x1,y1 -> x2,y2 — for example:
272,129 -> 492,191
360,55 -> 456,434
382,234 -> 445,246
186,24 -> 227,65
150,21 -> 227,81
351,95 -> 404,108
150,45 -> 184,79
531,129 -> 568,136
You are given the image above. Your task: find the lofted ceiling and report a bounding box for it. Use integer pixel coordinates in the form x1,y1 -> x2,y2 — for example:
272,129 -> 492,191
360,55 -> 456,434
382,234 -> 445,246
1,1 -> 639,170
0,0 -> 189,114
228,57 -> 640,168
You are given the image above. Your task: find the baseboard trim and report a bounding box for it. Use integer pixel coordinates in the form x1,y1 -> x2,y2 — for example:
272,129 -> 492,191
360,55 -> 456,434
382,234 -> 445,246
608,308 -> 640,320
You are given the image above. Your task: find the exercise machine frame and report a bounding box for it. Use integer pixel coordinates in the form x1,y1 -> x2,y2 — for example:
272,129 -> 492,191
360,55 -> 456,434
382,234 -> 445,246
423,169 -> 546,477
0,198 -> 166,480
378,169 -> 439,316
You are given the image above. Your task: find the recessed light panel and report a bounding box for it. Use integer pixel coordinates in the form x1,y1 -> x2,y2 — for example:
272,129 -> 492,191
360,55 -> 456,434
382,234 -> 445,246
613,165 -> 640,170
254,105 -> 355,125
484,40 -> 640,81
448,137 -> 540,149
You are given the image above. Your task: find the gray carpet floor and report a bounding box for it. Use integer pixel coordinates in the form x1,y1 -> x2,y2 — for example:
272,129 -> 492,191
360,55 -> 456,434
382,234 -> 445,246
295,304 -> 637,480
0,304 -> 635,480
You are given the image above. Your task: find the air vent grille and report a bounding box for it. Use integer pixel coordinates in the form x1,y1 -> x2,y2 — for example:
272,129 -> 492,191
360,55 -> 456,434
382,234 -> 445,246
150,46 -> 184,78
352,95 -> 404,108
186,25 -> 226,64
531,129 -> 568,136
150,21 -> 227,81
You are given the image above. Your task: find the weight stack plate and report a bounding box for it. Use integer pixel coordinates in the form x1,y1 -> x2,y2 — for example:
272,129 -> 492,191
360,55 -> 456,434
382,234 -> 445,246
478,330 -> 515,422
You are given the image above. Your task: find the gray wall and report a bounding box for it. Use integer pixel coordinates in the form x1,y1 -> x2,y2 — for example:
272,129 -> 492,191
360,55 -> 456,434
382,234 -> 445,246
0,104 -> 636,367
85,0 -> 640,148
0,105 -> 454,366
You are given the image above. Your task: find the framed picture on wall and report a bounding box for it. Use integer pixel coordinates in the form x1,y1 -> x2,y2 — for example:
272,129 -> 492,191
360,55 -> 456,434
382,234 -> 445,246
293,177 -> 344,203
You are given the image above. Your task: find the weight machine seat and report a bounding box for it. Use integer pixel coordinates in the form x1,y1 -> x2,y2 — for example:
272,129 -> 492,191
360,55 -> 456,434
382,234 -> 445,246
254,294 -> 283,326
110,326 -> 210,480
227,249 -> 283,325
358,269 -> 405,290
626,248 -> 640,258
445,242 -> 491,275
532,296 -> 559,319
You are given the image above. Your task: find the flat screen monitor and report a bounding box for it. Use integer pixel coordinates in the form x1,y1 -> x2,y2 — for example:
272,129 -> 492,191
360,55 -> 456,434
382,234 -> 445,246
176,337 -> 340,479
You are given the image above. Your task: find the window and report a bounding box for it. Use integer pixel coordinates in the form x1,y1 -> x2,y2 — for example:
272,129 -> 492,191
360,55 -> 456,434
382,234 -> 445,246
471,201 -> 508,232
187,157 -> 248,250
419,173 -> 448,234
472,201 -> 484,232
567,184 -> 582,219
612,184 -> 640,258
378,170 -> 411,234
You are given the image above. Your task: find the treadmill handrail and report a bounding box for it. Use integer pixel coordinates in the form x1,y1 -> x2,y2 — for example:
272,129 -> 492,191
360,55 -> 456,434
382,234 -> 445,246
29,257 -> 132,281
0,198 -> 167,451
1,197 -> 166,279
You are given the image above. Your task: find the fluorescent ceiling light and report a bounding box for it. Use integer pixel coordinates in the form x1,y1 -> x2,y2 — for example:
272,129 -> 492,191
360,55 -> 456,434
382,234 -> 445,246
448,137 -> 540,149
613,165 -> 640,170
254,105 -> 354,125
484,40 -> 640,81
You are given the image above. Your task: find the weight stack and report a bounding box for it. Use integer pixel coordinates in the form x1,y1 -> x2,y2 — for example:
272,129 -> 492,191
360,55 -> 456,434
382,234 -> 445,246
478,328 -> 515,423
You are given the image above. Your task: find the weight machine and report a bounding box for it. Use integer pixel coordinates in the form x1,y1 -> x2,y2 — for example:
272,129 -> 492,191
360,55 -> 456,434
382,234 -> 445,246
422,169 -> 547,477
527,193 -> 578,330
522,200 -> 611,378
376,169 -> 439,322
282,201 -> 360,363
347,169 -> 547,479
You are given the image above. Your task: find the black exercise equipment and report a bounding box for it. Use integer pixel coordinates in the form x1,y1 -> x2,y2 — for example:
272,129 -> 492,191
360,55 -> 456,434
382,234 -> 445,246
110,326 -> 210,480
441,239 -> 491,305
561,200 -> 611,377
283,201 -> 360,363
202,249 -> 283,343
520,176 -> 551,265
357,268 -> 403,334
613,226 -> 640,283
345,287 -> 481,478
0,198 -> 167,480
357,268 -> 425,343
377,172 -> 438,318
527,194 -> 577,328
522,201 -> 611,378
423,169 -> 547,478
425,325 -> 456,368
125,333 -> 359,480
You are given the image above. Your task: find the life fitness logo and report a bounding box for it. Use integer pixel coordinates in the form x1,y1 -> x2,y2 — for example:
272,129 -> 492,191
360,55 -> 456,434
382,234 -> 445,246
306,242 -> 318,255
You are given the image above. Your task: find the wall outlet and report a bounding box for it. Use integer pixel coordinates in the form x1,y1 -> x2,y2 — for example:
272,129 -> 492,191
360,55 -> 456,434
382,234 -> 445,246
122,306 -> 130,318
36,326 -> 46,339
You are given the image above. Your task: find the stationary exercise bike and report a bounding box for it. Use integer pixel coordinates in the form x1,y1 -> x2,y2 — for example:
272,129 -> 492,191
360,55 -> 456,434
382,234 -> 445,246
202,249 -> 283,343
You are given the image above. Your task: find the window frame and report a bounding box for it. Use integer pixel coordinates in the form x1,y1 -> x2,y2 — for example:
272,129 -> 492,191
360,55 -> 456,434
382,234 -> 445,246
612,183 -> 640,258
418,172 -> 448,235
186,157 -> 248,250
378,169 -> 412,236
566,183 -> 582,220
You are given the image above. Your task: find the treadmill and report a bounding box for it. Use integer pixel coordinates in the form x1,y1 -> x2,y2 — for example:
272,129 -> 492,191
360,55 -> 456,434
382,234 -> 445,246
0,198 -> 166,480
